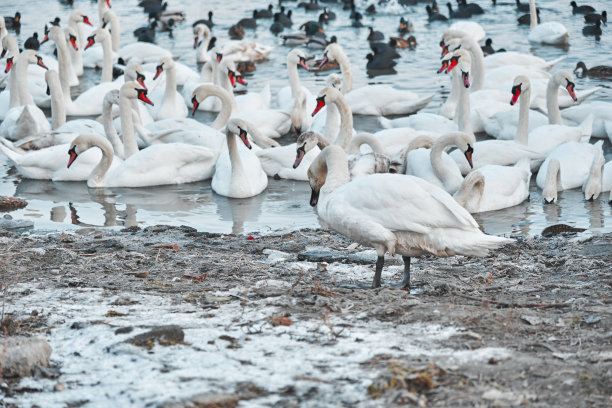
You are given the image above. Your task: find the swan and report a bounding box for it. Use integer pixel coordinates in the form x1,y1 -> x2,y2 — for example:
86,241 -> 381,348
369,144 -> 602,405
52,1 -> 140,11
67,132 -> 217,188
559,101 -> 612,141
117,40 -> 171,65
181,50 -> 221,112
379,113 -> 458,134
148,57 -> 188,120
40,25 -> 79,88
101,9 -> 119,52
453,158 -> 532,213
402,132 -> 474,194
0,50 -> 51,141
212,119 -> 268,198
307,145 -> 513,288
320,43 -> 433,116
537,141 -> 603,203
582,150 -> 612,202
276,49 -> 316,132
0,135 -> 118,181
218,39 -> 274,63
527,0 -> 570,45
193,23 -> 213,63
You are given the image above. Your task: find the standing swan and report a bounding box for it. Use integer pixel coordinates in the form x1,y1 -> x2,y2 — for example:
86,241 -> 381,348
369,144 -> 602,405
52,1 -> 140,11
212,119 -> 269,198
307,145 -> 513,288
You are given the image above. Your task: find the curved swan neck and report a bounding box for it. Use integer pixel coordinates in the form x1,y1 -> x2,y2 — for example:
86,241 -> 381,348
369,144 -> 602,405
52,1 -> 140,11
515,83 -> 531,144
453,171 -> 483,209
51,28 -> 72,98
47,71 -> 66,129
431,134 -> 459,183
88,135 -> 114,187
546,76 -> 562,125
211,88 -> 233,129
331,46 -> 353,94
529,0 -> 538,29
346,133 -> 384,155
120,91 -> 138,158
226,129 -> 247,184
461,38 -> 484,92
100,32 -> 113,83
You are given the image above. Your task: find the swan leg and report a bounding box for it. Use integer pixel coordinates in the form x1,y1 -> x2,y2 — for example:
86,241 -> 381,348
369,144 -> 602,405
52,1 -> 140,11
372,256 -> 384,288
399,256 -> 411,289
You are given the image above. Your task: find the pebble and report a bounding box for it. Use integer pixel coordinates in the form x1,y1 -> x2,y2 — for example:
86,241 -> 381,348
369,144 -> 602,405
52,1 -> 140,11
125,325 -> 185,348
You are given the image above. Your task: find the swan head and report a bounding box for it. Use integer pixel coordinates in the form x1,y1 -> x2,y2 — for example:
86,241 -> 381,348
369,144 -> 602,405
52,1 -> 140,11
19,50 -> 48,71
553,70 -> 577,102
67,134 -> 112,168
440,28 -> 467,48
84,28 -> 109,51
510,75 -> 530,105
312,86 -> 342,116
120,81 -> 154,106
320,43 -> 345,68
125,62 -> 147,89
70,11 -> 93,26
221,60 -> 247,87
288,49 -> 310,71
1,35 -> 18,59
542,159 -> 561,204
441,38 -> 461,58
153,57 -> 174,80
448,132 -> 474,168
103,89 -> 121,107
63,26 -> 79,51
294,131 -> 323,168
226,119 -> 252,149
440,49 -> 471,87
101,10 -> 117,29
191,84 -> 229,116
193,24 -> 211,48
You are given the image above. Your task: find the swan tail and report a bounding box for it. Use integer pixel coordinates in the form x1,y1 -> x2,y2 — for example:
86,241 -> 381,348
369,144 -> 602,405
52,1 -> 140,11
579,114 -> 594,143
428,229 -> 514,257
0,138 -> 23,163
539,56 -> 566,71
576,87 -> 601,104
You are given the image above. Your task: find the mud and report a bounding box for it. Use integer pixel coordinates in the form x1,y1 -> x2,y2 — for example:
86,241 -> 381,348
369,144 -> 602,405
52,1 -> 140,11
0,225 -> 610,407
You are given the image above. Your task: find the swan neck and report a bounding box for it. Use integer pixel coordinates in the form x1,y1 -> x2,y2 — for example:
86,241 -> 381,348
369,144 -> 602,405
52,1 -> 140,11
287,60 -> 300,97
109,14 -> 120,52
336,50 -> 353,94
48,75 -> 66,129
55,35 -> 72,98
226,130 -> 247,184
546,76 -> 562,125
15,54 -> 34,105
333,94 -> 353,149
346,133 -> 383,155
320,147 -> 349,197
8,68 -> 20,108
430,134 -> 457,183
101,34 -> 113,83
88,136 -> 114,187
456,74 -> 472,135
103,98 -> 124,159
120,94 -> 138,157
529,0 -> 538,28
515,85 -> 530,144
211,88 -> 233,129
464,39 -> 484,91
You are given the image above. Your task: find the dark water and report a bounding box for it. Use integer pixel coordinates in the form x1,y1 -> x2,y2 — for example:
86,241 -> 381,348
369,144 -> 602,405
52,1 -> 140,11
0,0 -> 610,236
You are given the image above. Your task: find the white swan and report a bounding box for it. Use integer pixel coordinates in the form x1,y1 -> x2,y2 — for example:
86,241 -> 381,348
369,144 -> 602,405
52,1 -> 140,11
212,119 -> 268,198
0,50 -> 51,141
181,50 -> 221,111
41,25 -> 79,87
67,132 -> 216,188
117,42 -> 171,65
321,43 -> 433,116
527,0 -> 570,45
148,57 -> 188,120
307,145 -> 513,288
537,141 -> 603,203
560,101 -> 612,140
582,151 -> 612,202
193,23 -> 213,63
219,39 -> 274,63
82,10 -> 120,68
453,158 -> 532,213
403,132 -> 474,194
277,49 -> 316,133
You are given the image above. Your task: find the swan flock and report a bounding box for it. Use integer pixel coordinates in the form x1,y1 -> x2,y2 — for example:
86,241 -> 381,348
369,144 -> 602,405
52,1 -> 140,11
0,0 -> 609,289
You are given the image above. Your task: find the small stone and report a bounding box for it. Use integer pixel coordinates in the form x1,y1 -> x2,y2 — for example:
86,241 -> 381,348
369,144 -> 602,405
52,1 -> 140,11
134,272 -> 149,278
54,382 -> 65,392
158,393 -> 239,408
125,325 -> 184,348
115,327 -> 134,335
1,336 -> 52,378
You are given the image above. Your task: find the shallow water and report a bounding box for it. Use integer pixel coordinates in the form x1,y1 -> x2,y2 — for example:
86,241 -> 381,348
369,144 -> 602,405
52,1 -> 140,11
0,0 -> 610,236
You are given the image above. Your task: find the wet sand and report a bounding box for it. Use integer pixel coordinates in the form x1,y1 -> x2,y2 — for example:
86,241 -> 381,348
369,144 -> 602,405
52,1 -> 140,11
0,224 -> 611,407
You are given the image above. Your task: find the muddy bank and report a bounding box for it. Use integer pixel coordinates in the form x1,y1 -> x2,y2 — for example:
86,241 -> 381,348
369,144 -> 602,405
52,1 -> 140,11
0,225 -> 611,407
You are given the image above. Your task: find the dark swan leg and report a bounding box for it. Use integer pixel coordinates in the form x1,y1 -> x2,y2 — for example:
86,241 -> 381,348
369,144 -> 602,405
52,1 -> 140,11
372,256 -> 384,288
400,256 -> 411,289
